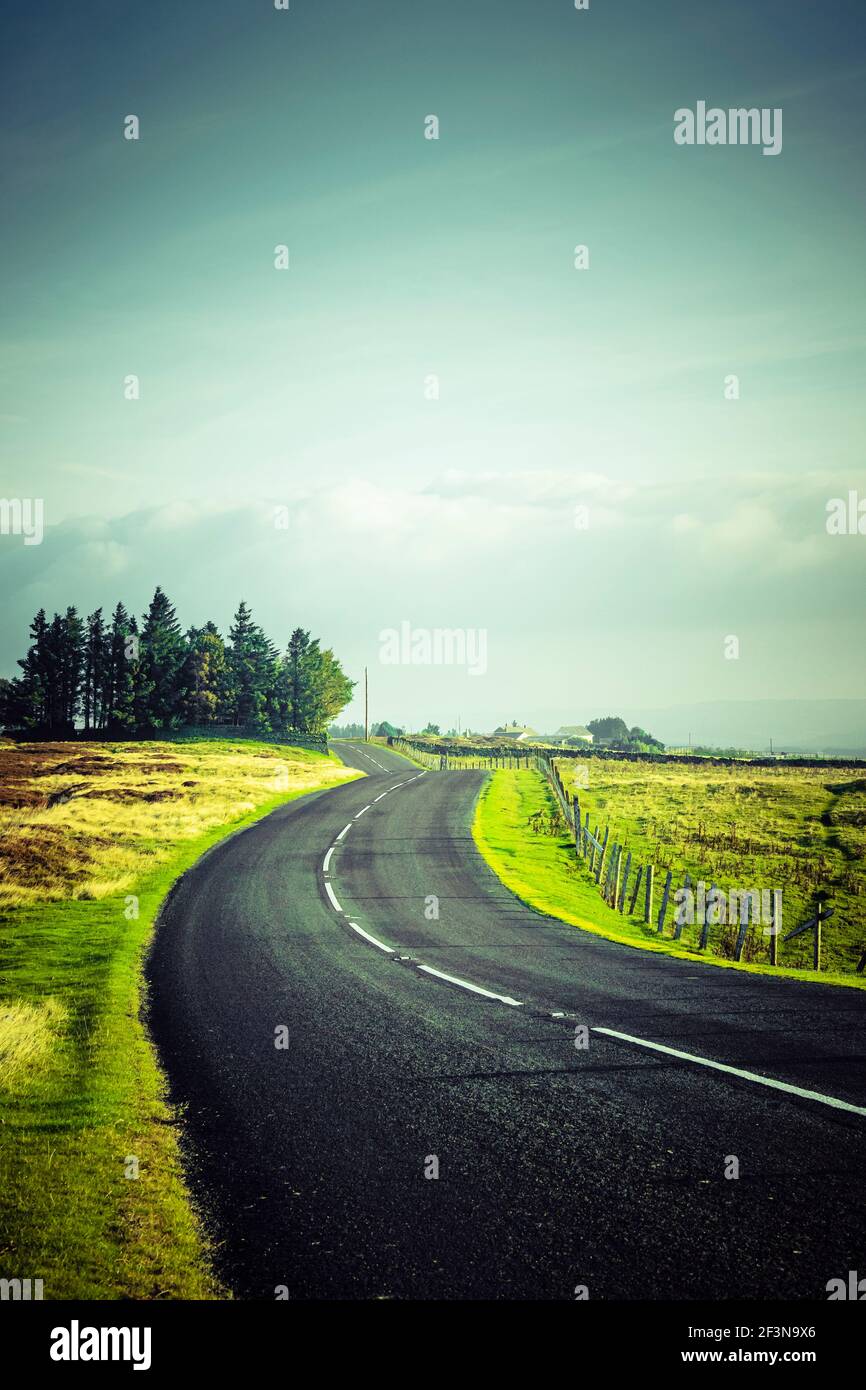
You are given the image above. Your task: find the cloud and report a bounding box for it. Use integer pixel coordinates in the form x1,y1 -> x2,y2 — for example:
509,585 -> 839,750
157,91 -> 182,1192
1,469 -> 863,707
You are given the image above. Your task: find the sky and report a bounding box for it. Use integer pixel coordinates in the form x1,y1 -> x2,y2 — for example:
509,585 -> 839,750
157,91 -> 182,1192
2,0 -> 865,737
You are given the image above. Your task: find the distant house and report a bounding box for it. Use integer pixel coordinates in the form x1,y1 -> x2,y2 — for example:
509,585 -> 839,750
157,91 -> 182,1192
493,723 -> 537,741
554,725 -> 593,745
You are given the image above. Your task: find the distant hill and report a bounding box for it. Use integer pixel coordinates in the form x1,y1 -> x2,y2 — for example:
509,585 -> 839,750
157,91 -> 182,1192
619,700 -> 866,756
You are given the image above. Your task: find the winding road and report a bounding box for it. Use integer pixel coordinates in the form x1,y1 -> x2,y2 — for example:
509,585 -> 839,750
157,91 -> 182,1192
146,741 -> 866,1300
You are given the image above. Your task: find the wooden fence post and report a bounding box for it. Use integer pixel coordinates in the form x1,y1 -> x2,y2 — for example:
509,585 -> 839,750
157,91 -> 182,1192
595,826 -> 609,885
768,889 -> 780,966
656,869 -> 672,935
644,864 -> 654,924
781,896 -> 833,972
618,851 -> 632,913
603,845 -> 616,902
611,845 -> 622,908
699,883 -> 716,950
673,872 -> 691,940
733,892 -> 750,962
628,865 -> 643,916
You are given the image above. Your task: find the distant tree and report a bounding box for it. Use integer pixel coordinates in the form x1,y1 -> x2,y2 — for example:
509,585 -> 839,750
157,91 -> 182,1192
372,720 -> 402,738
587,716 -> 630,743
138,587 -> 186,730
82,608 -> 108,732
3,593 -> 355,739
308,647 -> 355,733
182,622 -> 229,724
421,722 -> 440,736
627,724 -> 664,750
104,604 -> 137,733
226,601 -> 277,726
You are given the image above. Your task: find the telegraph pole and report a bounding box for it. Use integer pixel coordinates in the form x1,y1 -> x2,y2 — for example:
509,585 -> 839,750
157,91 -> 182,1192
364,666 -> 368,743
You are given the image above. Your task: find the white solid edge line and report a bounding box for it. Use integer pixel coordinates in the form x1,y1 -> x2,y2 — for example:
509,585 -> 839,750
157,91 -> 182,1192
348,921 -> 393,954
324,881 -> 343,913
592,1027 -> 866,1118
323,846 -> 334,873
336,823 -> 352,840
418,964 -> 523,1007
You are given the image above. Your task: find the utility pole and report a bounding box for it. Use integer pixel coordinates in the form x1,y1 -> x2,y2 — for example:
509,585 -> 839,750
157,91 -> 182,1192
364,666 -> 368,742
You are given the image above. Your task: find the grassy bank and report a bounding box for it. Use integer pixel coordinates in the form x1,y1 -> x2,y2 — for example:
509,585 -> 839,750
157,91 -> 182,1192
555,755 -> 866,976
472,769 -> 866,990
0,739 -> 362,1298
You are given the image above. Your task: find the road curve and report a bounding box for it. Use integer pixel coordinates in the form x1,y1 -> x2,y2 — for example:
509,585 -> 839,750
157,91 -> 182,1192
146,745 -> 866,1300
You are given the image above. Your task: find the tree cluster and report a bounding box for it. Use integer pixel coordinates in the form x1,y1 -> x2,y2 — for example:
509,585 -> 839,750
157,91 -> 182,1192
587,716 -> 664,751
1,588 -> 355,737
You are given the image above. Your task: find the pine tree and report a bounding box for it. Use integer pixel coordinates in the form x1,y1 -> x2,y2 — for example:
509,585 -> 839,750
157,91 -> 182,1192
182,622 -> 229,724
82,608 -> 108,732
3,592 -> 356,740
138,587 -> 185,730
227,602 -> 276,726
103,602 -> 136,732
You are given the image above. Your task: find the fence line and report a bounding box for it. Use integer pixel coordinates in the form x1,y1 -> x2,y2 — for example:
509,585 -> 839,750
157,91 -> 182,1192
390,738 -> 841,973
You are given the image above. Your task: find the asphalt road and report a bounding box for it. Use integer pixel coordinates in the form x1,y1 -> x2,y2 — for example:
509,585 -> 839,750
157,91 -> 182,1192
146,742 -> 866,1300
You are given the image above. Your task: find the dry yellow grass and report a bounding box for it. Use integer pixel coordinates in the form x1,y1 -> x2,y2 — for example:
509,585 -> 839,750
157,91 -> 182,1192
0,739 -> 358,907
0,735 -> 362,1298
0,995 -> 67,1087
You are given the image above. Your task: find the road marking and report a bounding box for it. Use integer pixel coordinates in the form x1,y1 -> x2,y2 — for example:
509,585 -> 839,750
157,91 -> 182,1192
324,881 -> 344,913
373,792 -> 388,802
323,846 -> 334,873
354,805 -> 370,819
348,921 -> 393,954
336,823 -> 352,841
349,743 -> 388,771
418,964 -> 523,1007
592,1027 -> 866,1118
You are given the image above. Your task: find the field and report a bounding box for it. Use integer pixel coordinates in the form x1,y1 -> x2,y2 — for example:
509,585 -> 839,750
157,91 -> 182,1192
473,761 -> 866,986
0,738 -> 361,1298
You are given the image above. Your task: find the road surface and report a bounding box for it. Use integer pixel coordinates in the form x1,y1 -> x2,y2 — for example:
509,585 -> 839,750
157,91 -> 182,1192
146,742 -> 866,1300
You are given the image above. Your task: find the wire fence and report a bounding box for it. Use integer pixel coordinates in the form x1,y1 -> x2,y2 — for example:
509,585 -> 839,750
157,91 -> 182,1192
391,737 -> 846,973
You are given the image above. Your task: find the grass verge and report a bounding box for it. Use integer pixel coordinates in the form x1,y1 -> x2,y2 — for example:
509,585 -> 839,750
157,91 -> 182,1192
0,739 -> 362,1298
472,769 -> 866,991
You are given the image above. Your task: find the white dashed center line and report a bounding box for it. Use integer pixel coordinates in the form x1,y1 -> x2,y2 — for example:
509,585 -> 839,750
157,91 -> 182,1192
348,921 -> 393,954
321,765 -> 524,1006
592,1027 -> 866,1118
324,880 -> 343,914
418,964 -> 523,1007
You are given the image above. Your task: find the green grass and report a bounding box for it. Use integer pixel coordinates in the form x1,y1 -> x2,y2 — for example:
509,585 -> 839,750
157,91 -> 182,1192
473,769 -> 866,991
0,740 -> 362,1299
555,756 -> 866,976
